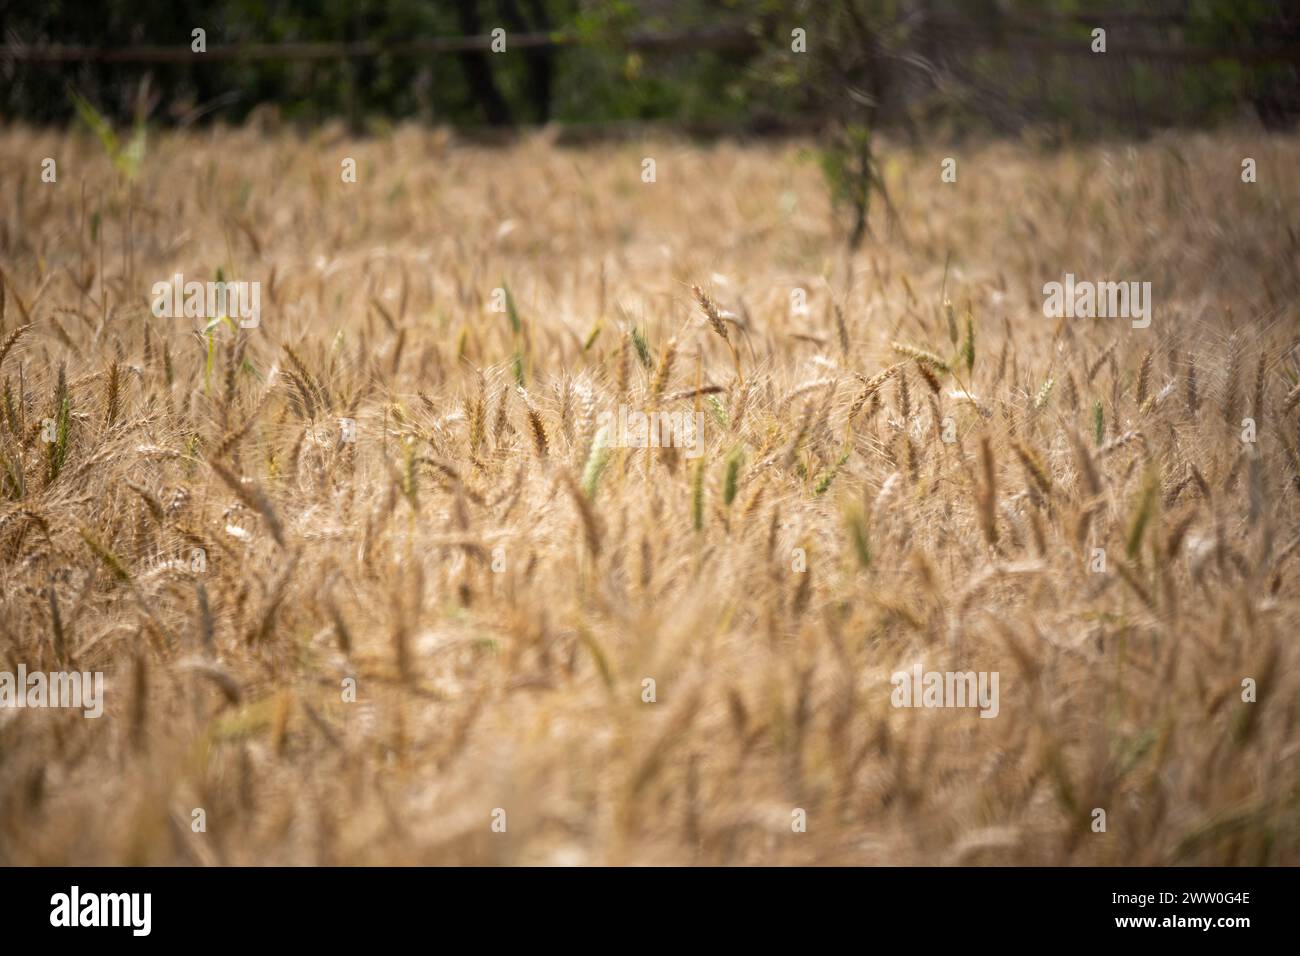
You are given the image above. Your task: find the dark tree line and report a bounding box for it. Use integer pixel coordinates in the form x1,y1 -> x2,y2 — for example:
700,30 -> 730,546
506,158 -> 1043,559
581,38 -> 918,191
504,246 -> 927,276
2,0 -> 1295,135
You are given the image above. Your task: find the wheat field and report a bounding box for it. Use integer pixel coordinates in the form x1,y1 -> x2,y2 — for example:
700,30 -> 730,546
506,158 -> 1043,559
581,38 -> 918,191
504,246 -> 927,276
0,123 -> 1297,865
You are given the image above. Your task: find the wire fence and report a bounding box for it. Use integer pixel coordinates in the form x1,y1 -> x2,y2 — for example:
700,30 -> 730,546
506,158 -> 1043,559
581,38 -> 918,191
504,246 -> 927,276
4,12 -> 1295,135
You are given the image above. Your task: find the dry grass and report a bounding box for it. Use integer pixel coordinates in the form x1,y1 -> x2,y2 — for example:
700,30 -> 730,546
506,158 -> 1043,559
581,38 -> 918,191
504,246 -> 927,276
1,122 -> 1298,865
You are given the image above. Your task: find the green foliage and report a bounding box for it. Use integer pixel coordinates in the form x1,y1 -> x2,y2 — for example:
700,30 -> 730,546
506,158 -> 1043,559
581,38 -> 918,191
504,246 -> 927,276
818,126 -> 873,230
46,365 -> 71,485
722,445 -> 743,506
845,504 -> 871,569
4,1 -> 1290,136
70,87 -> 147,182
961,310 -> 975,375
582,427 -> 613,499
630,327 -> 652,370
691,457 -> 705,532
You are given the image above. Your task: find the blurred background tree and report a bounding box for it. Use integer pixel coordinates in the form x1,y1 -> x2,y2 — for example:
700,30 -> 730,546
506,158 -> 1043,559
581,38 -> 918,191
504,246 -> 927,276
4,0 -> 1295,132
3,0 -> 1295,246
